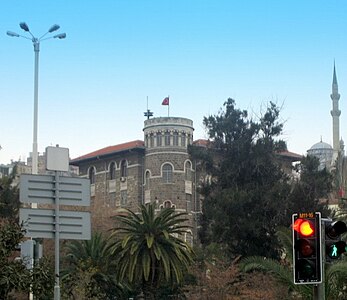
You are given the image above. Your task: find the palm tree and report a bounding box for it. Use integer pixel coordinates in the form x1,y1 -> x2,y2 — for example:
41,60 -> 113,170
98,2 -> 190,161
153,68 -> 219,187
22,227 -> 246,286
240,227 -> 347,299
61,232 -> 129,299
108,203 -> 194,299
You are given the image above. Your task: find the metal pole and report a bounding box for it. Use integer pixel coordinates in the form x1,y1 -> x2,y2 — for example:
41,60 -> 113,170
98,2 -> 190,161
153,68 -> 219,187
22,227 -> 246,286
32,39 -> 39,175
54,171 -> 60,300
29,40 -> 40,300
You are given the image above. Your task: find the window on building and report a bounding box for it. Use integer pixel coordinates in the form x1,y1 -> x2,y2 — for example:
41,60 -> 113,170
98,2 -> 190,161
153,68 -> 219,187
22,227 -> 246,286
145,171 -> 150,190
89,167 -> 96,184
109,162 -> 116,180
121,190 -> 127,206
164,200 -> 172,208
173,132 -> 179,146
185,161 -> 192,180
160,200 -> 175,210
186,194 -> 192,212
165,131 -> 170,146
181,133 -> 186,147
120,160 -> 127,177
162,163 -> 173,183
150,134 -> 154,148
157,133 -> 162,147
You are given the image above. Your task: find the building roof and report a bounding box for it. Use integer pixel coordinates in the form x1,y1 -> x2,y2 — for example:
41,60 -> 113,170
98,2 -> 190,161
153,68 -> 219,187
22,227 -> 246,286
192,139 -> 210,147
276,150 -> 303,162
70,140 -> 145,164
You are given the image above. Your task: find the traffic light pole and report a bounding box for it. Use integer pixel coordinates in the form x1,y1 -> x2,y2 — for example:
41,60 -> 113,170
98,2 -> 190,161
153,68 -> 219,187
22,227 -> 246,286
313,219 -> 327,300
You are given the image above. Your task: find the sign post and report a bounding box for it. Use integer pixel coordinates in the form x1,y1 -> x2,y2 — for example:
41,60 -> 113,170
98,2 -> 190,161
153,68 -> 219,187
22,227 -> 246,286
19,146 -> 91,300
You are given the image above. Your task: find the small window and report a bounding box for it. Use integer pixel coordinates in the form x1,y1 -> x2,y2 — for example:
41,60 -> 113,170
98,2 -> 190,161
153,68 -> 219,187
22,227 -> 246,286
160,200 -> 174,210
145,171 -> 150,190
173,132 -> 178,146
109,162 -> 116,180
120,160 -> 127,177
186,194 -> 192,212
185,161 -> 192,180
162,164 -> 173,183
181,133 -> 186,147
157,133 -> 162,147
121,190 -> 127,206
89,167 -> 96,184
150,134 -> 154,148
165,131 -> 170,146
187,134 -> 192,145
164,200 -> 172,208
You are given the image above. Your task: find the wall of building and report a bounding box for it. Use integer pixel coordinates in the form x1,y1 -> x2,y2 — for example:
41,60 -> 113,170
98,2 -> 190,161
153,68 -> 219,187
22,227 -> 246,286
72,117 -> 200,246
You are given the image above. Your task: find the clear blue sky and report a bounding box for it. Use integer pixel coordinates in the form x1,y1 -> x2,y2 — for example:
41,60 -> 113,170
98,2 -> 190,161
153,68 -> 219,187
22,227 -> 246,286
1,0 -> 346,164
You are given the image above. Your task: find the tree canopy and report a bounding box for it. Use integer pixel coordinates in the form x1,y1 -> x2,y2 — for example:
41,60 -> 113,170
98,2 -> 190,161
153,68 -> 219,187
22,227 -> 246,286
189,99 -> 332,259
108,203 -> 194,299
0,167 -> 20,220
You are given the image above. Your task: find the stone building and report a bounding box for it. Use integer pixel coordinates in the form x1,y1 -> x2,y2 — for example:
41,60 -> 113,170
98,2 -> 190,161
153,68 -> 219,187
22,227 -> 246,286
70,117 -> 200,245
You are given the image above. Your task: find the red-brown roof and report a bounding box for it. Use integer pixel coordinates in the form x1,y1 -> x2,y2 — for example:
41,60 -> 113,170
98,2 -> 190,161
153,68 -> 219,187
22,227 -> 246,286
192,139 -> 210,147
71,140 -> 144,163
276,150 -> 303,162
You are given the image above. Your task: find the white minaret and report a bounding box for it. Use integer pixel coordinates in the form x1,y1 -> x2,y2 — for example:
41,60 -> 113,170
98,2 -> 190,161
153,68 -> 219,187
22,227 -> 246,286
330,63 -> 341,153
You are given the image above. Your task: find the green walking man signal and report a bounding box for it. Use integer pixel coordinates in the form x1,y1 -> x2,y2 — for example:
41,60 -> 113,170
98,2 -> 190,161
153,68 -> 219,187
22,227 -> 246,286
325,220 -> 347,261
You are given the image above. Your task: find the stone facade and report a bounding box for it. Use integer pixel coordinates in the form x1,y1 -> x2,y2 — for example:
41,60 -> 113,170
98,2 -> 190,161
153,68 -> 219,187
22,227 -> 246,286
70,117 -> 201,245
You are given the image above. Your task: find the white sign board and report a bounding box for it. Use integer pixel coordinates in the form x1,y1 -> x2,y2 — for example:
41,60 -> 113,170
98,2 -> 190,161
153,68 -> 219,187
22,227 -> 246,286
46,146 -> 69,172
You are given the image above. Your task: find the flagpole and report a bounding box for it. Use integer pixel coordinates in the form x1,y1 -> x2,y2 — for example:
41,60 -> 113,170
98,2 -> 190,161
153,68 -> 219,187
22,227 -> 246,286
168,95 -> 170,117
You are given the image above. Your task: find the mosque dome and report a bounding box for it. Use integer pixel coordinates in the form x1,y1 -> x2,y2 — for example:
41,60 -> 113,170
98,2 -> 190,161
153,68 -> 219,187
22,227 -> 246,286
307,140 -> 334,170
309,141 -> 333,151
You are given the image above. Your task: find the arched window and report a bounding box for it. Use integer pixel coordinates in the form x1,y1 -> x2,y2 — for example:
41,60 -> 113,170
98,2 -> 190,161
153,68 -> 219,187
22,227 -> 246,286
160,200 -> 175,210
150,134 -> 154,148
185,161 -> 192,180
165,131 -> 170,146
145,171 -> 150,190
173,132 -> 179,146
157,133 -> 162,147
89,167 -> 96,184
120,160 -> 127,177
181,133 -> 186,147
162,163 -> 173,183
109,162 -> 116,180
164,200 -> 172,208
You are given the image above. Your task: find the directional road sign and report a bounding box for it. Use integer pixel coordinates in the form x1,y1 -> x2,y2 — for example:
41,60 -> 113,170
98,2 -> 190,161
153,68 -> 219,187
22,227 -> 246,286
20,208 -> 91,240
20,174 -> 90,206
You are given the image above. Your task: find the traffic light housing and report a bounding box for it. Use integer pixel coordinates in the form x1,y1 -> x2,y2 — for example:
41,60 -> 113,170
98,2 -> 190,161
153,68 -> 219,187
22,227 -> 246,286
325,220 -> 347,261
292,212 -> 322,284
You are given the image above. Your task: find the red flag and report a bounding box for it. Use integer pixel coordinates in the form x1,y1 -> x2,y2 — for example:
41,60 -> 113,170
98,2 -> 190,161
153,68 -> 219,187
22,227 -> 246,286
162,97 -> 169,105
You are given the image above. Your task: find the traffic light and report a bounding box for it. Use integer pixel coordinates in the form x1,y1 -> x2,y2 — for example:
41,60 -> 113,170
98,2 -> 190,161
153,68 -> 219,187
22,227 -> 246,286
292,212 -> 322,284
325,220 -> 347,261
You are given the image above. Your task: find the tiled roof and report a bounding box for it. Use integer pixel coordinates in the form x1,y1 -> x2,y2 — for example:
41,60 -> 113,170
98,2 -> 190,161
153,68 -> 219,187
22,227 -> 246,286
193,139 -> 210,147
71,140 -> 144,164
276,150 -> 303,161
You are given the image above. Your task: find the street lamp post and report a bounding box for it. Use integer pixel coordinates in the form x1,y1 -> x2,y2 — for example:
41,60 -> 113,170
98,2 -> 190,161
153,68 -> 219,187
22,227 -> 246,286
7,23 -> 66,175
7,23 -> 66,300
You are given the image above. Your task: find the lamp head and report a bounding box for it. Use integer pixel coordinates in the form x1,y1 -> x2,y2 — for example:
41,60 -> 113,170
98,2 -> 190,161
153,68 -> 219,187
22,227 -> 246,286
19,22 -> 30,32
54,33 -> 66,39
48,24 -> 60,33
7,31 -> 20,37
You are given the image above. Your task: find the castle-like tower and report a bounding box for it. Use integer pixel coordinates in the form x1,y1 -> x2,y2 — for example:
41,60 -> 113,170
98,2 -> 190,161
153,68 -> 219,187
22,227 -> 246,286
331,63 -> 341,154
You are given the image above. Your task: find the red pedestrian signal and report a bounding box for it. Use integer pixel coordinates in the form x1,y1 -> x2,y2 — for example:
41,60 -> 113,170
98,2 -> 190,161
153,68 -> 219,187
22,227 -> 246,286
292,212 -> 322,284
